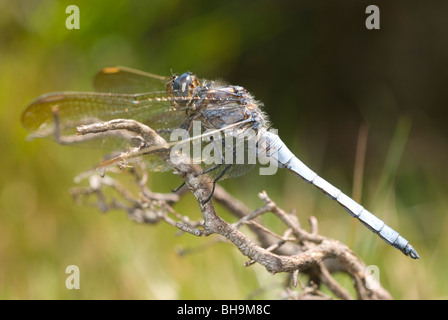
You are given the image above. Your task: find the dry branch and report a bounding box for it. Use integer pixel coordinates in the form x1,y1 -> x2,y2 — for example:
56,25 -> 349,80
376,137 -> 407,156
70,118 -> 392,300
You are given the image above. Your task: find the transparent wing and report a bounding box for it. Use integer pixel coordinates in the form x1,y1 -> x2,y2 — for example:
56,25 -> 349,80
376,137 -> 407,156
198,125 -> 258,181
93,66 -> 169,94
22,67 -> 261,178
187,94 -> 262,181
92,116 -> 260,179
93,66 -> 210,94
21,91 -> 189,150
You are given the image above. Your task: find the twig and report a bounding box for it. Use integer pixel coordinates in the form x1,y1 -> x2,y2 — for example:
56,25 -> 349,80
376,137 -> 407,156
67,118 -> 392,300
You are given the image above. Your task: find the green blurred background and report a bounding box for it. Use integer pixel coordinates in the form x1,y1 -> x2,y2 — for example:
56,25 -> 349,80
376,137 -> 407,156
1,0 -> 447,299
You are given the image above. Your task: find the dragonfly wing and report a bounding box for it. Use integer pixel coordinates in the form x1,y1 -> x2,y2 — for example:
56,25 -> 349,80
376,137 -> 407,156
92,114 -> 259,174
21,91 -> 188,150
184,116 -> 260,181
94,66 -> 169,94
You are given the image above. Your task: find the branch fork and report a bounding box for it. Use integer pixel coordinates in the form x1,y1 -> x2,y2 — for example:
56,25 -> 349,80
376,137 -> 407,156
69,118 -> 392,300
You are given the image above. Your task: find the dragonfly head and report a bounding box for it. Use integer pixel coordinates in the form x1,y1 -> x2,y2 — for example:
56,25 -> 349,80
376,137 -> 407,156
170,72 -> 200,103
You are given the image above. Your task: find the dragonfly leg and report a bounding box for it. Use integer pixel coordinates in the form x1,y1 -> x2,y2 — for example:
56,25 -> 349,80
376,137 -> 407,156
194,133 -> 227,178
51,106 -> 81,145
194,163 -> 224,177
51,106 -> 66,144
202,164 -> 232,204
171,182 -> 186,193
172,163 -> 225,200
172,163 -> 223,194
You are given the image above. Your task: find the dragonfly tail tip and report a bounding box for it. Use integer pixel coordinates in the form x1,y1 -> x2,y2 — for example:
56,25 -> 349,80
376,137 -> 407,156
405,244 -> 420,260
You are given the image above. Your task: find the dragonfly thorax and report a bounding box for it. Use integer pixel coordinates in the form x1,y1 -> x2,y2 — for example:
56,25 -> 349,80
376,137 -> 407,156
191,84 -> 267,134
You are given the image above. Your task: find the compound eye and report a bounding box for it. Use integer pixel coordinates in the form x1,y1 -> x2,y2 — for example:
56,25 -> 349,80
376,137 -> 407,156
172,72 -> 199,99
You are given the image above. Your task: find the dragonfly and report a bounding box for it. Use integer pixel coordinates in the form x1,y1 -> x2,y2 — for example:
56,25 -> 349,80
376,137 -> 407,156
21,66 -> 419,259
